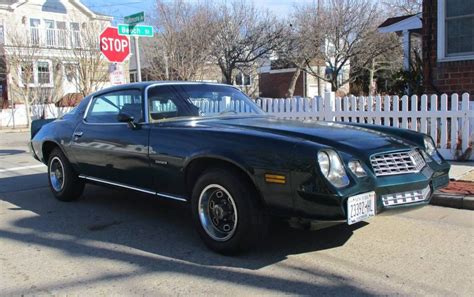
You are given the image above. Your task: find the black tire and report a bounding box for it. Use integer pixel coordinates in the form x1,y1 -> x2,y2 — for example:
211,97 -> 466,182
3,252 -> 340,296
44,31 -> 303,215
191,168 -> 268,255
47,148 -> 84,201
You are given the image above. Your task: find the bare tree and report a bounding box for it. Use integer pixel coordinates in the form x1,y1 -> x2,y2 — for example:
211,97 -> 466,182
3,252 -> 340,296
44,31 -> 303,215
1,29 -> 66,127
67,21 -> 110,97
210,0 -> 286,84
351,28 -> 402,95
279,3 -> 326,97
145,0 -> 215,81
382,0 -> 422,15
294,0 -> 390,92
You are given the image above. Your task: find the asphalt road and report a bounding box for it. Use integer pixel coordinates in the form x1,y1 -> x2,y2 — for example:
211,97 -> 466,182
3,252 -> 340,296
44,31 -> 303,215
0,132 -> 473,296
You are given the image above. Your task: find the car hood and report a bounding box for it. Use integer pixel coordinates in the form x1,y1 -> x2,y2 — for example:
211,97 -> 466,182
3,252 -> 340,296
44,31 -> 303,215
200,116 -> 417,155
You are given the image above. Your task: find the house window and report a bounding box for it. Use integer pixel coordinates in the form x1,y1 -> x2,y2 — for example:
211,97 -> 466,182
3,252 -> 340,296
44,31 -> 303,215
70,22 -> 81,48
37,62 -> 51,84
438,0 -> 474,61
30,18 -> 40,45
0,25 -> 4,45
235,71 -> 251,86
44,19 -> 55,47
130,72 -> 137,83
57,21 -> 67,47
19,61 -> 52,86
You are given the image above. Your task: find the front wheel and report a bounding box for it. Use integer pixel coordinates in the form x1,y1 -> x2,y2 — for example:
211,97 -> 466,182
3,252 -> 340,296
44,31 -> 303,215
191,168 -> 268,254
47,148 -> 84,201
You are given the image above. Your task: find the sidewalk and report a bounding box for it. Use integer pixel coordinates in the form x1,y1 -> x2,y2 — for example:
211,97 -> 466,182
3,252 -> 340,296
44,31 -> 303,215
0,127 -> 29,133
431,162 -> 474,210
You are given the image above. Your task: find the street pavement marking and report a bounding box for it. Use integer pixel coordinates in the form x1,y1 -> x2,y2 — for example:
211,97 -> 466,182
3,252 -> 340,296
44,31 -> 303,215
0,164 -> 45,173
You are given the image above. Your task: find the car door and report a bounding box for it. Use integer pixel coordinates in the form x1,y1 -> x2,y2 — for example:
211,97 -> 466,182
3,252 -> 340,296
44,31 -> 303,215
70,88 -> 153,190
146,85 -> 200,197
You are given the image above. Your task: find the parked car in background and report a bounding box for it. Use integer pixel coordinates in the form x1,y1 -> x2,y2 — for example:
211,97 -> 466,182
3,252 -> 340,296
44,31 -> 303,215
30,82 -> 450,254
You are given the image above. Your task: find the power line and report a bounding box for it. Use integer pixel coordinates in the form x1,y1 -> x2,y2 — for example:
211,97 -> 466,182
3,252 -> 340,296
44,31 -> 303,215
86,2 -> 143,8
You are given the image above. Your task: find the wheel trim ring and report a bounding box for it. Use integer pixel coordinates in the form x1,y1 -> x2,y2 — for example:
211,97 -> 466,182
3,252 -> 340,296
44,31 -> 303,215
49,156 -> 65,192
198,184 -> 238,242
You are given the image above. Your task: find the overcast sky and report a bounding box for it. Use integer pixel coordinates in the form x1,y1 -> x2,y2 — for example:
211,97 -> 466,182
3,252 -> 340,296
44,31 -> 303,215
82,0 -> 316,23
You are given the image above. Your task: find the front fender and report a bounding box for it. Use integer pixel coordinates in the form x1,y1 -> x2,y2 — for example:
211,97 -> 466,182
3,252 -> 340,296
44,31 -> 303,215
184,150 -> 255,176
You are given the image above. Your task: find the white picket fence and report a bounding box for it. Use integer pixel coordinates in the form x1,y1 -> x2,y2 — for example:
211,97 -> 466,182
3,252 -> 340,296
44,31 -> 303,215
255,92 -> 474,161
1,93 -> 473,160
0,104 -> 73,128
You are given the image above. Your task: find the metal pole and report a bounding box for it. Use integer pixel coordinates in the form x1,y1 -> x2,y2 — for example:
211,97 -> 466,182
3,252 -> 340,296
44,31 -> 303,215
11,101 -> 15,129
134,36 -> 142,82
164,49 -> 169,80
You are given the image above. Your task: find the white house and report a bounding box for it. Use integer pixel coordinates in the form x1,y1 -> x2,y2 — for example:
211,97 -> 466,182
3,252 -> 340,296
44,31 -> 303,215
0,0 -> 115,111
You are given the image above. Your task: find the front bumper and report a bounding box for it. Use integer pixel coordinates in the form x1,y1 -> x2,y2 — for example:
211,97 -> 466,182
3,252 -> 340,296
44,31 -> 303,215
29,141 -> 38,161
293,160 -> 450,221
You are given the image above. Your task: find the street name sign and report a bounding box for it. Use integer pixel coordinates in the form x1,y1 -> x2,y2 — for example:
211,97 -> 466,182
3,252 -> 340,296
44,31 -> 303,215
124,11 -> 145,25
118,24 -> 154,37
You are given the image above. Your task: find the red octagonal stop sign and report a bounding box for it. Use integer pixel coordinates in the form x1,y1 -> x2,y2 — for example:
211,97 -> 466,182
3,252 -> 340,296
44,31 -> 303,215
100,27 -> 130,63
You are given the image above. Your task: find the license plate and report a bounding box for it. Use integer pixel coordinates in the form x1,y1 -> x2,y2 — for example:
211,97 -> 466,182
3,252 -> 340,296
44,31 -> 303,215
347,192 -> 376,225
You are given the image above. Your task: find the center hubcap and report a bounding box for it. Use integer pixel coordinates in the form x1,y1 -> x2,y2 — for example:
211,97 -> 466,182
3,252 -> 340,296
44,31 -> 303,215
212,205 -> 224,220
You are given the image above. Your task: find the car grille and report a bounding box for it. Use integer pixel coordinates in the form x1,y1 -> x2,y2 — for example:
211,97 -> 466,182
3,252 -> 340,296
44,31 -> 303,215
381,185 -> 431,206
370,150 -> 426,177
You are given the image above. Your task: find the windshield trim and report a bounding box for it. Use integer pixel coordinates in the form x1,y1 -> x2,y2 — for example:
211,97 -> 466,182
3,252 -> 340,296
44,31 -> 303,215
148,114 -> 270,125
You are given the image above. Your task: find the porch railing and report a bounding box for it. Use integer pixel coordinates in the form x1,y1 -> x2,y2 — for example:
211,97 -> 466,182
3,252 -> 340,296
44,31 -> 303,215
30,27 -> 81,48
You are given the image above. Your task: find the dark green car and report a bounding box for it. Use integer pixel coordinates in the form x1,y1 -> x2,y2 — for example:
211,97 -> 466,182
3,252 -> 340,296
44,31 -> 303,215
30,82 -> 450,254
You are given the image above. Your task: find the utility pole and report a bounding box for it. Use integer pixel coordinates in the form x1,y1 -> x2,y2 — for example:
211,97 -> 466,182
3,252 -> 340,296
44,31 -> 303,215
134,36 -> 142,82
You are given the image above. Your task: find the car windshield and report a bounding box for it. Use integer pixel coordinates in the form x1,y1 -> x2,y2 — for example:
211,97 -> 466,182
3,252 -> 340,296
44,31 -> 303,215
147,84 -> 264,121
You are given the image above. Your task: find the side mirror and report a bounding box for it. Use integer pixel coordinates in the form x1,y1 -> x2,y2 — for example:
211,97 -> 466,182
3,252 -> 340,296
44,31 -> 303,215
117,112 -> 136,129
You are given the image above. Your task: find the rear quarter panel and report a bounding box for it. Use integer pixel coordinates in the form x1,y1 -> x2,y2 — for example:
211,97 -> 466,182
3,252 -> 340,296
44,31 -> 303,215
31,99 -> 88,166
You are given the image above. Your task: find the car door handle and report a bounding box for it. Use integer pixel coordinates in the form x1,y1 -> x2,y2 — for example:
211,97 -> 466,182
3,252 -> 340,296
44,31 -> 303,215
73,131 -> 83,137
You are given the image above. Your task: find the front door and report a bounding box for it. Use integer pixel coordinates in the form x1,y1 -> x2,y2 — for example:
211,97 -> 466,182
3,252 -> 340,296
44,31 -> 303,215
70,89 -> 153,190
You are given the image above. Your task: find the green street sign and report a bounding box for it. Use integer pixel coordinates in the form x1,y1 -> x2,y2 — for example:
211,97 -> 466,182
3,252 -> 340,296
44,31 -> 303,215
118,24 -> 154,37
124,12 -> 145,25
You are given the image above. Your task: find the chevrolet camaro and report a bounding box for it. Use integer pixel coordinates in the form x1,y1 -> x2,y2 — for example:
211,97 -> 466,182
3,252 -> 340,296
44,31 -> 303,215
30,82 -> 450,254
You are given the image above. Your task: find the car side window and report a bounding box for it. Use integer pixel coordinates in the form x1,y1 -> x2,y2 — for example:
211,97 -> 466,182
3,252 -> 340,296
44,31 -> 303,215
86,89 -> 143,124
147,86 -> 198,121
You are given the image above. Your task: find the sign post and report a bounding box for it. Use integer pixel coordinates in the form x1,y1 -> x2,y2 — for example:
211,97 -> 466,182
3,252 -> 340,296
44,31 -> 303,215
134,36 -> 142,82
121,11 -> 152,83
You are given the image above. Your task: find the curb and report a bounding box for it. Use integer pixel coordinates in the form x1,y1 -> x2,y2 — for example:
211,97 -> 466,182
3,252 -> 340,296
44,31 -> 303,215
431,192 -> 474,210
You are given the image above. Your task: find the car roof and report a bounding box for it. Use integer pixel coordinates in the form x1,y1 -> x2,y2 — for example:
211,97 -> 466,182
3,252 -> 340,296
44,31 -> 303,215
91,81 -> 238,96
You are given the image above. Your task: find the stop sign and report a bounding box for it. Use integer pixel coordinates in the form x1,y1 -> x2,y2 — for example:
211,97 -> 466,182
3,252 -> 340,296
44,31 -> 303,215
100,27 -> 130,63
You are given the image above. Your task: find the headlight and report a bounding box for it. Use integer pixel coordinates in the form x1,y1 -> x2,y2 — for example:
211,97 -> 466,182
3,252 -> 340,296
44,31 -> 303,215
348,160 -> 367,177
318,151 -> 330,176
423,136 -> 436,155
317,150 -> 350,188
423,135 -> 442,163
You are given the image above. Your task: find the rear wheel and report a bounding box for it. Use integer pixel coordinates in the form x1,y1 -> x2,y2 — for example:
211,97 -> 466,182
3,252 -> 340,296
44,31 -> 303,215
191,168 -> 268,254
47,148 -> 84,201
